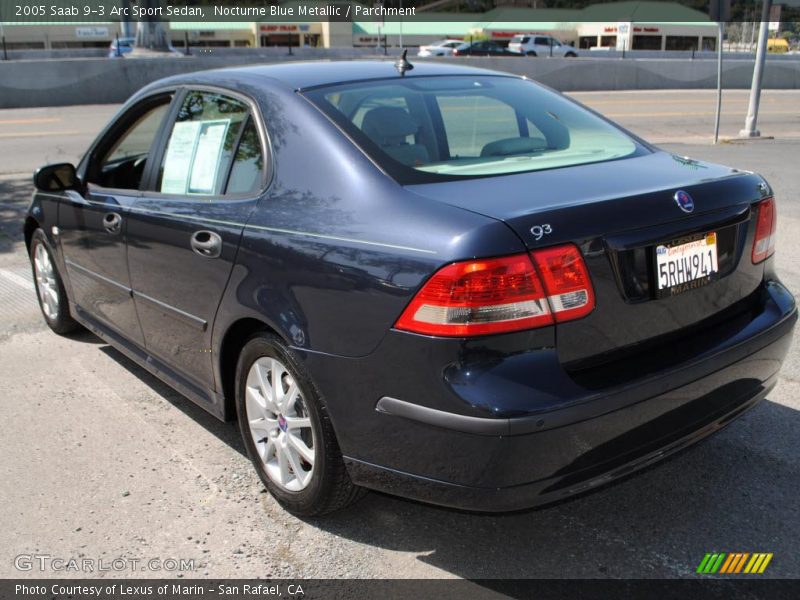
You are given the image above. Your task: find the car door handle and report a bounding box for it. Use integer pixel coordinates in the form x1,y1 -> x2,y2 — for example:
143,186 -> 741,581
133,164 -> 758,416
103,212 -> 122,234
190,230 -> 222,259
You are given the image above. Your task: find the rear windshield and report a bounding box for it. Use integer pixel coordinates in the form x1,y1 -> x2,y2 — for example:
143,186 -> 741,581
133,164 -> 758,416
304,75 -> 645,184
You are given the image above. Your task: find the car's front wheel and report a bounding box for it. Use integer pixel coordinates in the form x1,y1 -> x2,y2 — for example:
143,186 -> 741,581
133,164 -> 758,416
235,333 -> 365,515
565,51 -> 577,57
29,228 -> 81,335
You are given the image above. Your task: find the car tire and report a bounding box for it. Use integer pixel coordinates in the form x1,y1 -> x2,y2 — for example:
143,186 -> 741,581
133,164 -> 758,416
29,228 -> 81,335
235,332 -> 366,516
526,51 -> 538,57
565,52 -> 577,57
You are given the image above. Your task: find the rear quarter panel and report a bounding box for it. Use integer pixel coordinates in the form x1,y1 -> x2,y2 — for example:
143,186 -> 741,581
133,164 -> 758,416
211,79 -> 528,362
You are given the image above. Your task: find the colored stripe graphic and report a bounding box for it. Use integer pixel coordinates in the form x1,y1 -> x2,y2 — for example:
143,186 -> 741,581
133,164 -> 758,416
696,554 -> 713,574
710,553 -> 726,573
698,552 -> 772,574
720,554 -> 736,574
758,554 -> 774,573
698,553 -> 727,574
734,553 -> 750,573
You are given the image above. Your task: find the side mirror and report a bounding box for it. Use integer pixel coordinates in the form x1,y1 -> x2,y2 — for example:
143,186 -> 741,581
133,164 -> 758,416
33,163 -> 82,193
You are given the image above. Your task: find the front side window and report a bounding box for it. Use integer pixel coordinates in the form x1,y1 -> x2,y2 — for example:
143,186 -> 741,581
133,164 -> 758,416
305,76 -> 643,183
89,98 -> 171,190
158,91 -> 256,196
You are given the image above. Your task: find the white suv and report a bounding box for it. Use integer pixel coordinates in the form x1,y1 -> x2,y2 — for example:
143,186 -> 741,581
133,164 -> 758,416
508,35 -> 578,57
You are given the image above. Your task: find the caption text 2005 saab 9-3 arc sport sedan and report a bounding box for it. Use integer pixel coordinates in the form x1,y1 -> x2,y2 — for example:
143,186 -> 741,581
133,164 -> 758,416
25,60 -> 796,515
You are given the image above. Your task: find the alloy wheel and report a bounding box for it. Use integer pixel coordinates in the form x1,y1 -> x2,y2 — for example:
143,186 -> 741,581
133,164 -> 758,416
244,356 -> 316,492
33,243 -> 59,320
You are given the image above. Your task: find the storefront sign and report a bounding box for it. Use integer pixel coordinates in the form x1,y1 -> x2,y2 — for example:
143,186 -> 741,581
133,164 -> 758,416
259,24 -> 311,33
75,26 -> 108,38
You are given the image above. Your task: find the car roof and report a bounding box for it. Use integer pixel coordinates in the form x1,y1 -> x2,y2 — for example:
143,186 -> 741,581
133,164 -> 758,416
173,60 -> 514,92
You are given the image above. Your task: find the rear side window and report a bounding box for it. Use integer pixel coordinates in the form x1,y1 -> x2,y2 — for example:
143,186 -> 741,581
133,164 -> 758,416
305,75 -> 644,184
158,91 -> 263,196
226,119 -> 264,195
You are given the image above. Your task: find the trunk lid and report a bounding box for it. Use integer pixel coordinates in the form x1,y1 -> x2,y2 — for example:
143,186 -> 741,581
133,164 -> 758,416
406,150 -> 769,367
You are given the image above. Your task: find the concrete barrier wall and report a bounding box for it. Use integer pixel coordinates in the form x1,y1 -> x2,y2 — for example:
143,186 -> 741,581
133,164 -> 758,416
7,46 -> 800,62
448,56 -> 800,92
2,54 -> 800,108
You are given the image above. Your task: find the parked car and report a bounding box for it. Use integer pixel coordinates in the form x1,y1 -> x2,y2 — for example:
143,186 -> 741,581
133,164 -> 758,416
417,39 -> 463,57
508,34 -> 579,57
108,37 -> 135,58
26,61 -> 796,516
451,40 -> 523,57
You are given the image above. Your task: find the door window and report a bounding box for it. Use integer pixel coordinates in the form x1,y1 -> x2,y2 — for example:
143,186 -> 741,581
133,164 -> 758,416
157,91 -> 260,197
88,99 -> 171,191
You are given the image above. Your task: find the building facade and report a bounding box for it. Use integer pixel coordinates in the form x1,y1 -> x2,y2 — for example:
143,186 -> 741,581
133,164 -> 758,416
0,2 -> 717,51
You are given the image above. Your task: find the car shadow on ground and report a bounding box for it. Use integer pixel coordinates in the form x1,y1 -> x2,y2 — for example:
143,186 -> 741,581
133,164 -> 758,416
306,398 -> 800,580
79,337 -> 799,580
94,341 -> 247,457
0,176 -> 32,254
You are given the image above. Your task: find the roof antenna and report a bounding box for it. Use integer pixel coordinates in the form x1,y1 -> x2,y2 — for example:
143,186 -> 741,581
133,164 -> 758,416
395,49 -> 414,76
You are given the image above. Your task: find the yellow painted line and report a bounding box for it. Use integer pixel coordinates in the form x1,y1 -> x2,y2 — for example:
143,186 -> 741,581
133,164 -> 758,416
0,117 -> 60,125
0,130 -> 80,139
574,98 -> 795,106
604,110 -> 798,118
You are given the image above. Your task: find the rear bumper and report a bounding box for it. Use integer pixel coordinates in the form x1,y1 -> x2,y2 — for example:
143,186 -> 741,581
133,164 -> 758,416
301,279 -> 796,512
349,369 -> 779,512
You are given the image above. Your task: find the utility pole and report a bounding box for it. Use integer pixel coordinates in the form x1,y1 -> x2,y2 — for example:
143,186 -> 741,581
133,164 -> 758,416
1,20 -> 7,61
740,0 -> 773,138
713,22 -> 724,143
399,0 -> 403,50
710,0 -> 730,144
0,6 -> 7,61
133,0 -> 172,54
120,0 -> 133,39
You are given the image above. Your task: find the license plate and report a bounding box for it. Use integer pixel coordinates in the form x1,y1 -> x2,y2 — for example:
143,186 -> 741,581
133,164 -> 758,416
655,232 -> 718,295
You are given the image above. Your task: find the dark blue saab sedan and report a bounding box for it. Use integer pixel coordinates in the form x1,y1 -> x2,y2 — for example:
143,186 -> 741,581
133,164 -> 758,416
26,60 -> 796,515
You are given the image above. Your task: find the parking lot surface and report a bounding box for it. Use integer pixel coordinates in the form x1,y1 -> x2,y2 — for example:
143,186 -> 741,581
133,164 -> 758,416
1,91 -> 798,579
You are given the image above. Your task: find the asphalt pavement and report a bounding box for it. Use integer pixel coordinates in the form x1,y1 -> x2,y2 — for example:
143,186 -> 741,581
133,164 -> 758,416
0,92 -> 798,580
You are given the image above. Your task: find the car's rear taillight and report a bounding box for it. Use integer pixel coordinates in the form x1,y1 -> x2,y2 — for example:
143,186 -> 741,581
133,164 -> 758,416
752,197 -> 776,264
529,244 -> 595,323
394,245 -> 594,337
